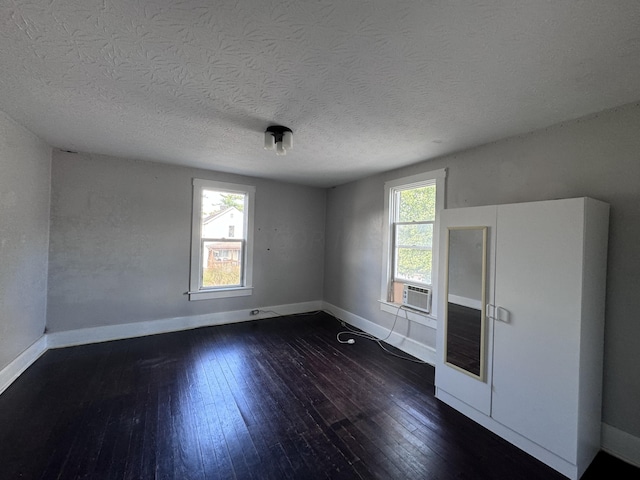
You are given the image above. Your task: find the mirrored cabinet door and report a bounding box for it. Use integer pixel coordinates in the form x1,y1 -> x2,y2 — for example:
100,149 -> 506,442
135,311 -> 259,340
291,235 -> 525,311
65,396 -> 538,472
435,204 -> 496,417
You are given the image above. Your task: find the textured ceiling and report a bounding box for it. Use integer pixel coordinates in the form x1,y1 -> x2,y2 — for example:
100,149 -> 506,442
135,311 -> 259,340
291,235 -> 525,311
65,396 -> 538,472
1,0 -> 640,187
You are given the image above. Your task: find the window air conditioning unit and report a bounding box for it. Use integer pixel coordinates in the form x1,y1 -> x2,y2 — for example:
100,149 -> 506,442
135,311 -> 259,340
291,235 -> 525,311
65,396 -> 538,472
402,284 -> 432,314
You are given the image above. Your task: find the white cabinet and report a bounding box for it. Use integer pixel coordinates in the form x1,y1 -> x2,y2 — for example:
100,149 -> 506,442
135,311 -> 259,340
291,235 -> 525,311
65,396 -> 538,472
435,197 -> 609,480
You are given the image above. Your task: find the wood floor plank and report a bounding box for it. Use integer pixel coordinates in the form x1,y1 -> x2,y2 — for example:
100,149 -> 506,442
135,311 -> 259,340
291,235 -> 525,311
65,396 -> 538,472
210,346 -> 291,480
285,336 -> 440,478
0,311 -> 637,479
223,352 -> 321,479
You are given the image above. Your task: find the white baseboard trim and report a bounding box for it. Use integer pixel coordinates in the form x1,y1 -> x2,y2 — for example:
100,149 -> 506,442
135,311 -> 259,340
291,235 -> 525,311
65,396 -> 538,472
47,301 -> 323,349
323,302 -> 436,365
0,301 -> 322,396
0,336 -> 48,395
601,423 -> 640,468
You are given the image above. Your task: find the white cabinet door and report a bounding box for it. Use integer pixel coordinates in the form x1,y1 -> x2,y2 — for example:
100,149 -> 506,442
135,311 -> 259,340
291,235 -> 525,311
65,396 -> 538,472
435,205 -> 496,415
491,199 -> 584,462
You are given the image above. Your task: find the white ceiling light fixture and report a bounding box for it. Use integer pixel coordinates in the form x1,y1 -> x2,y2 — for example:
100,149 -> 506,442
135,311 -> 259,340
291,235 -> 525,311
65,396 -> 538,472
264,126 -> 293,156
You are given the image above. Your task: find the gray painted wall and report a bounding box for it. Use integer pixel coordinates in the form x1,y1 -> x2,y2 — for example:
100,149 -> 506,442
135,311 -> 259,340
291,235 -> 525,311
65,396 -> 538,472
324,173 -> 439,349
0,112 -> 51,371
324,101 -> 640,439
47,151 -> 326,332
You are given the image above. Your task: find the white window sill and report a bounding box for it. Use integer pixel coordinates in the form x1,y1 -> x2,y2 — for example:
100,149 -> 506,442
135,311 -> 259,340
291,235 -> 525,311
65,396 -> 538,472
379,301 -> 438,329
189,287 -> 253,301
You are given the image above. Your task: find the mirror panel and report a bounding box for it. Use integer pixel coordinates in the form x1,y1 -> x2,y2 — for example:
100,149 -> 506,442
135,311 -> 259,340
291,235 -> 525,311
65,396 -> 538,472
444,227 -> 487,380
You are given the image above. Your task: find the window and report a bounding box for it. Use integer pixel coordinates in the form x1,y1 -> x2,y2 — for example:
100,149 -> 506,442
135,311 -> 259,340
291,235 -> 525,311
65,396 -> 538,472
189,179 -> 255,300
381,168 -> 446,316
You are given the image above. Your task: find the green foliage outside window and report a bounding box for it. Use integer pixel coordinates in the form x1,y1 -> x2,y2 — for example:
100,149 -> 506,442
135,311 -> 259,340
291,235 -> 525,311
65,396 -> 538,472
396,249 -> 433,284
203,263 -> 241,287
220,193 -> 244,212
394,185 -> 436,284
398,185 -> 436,222
202,190 -> 245,217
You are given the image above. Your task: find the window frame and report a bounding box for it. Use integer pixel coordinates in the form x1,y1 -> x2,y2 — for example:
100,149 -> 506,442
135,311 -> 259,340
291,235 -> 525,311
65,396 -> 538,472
380,168 -> 446,321
392,200 -> 435,286
189,178 -> 255,301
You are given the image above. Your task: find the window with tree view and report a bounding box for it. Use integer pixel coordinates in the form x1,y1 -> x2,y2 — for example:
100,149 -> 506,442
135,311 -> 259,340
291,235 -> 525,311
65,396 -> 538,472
383,169 -> 445,309
200,189 -> 246,287
189,179 -> 254,300
392,184 -> 436,302
393,184 -> 435,286
382,169 -> 445,314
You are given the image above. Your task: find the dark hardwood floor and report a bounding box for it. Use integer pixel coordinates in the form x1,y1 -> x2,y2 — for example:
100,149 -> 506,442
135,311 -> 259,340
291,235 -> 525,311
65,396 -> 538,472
0,312 -> 636,479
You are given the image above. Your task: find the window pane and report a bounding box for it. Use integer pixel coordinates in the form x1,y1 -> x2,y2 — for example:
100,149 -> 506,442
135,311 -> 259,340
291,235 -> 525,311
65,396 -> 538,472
190,179 -> 255,299
201,189 -> 246,240
395,223 -> 433,248
394,248 -> 432,285
397,185 -> 436,222
202,241 -> 243,287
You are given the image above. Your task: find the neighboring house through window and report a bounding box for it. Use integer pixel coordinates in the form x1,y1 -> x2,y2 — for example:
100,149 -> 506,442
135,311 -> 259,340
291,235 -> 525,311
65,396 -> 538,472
381,168 -> 446,318
189,179 -> 255,300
